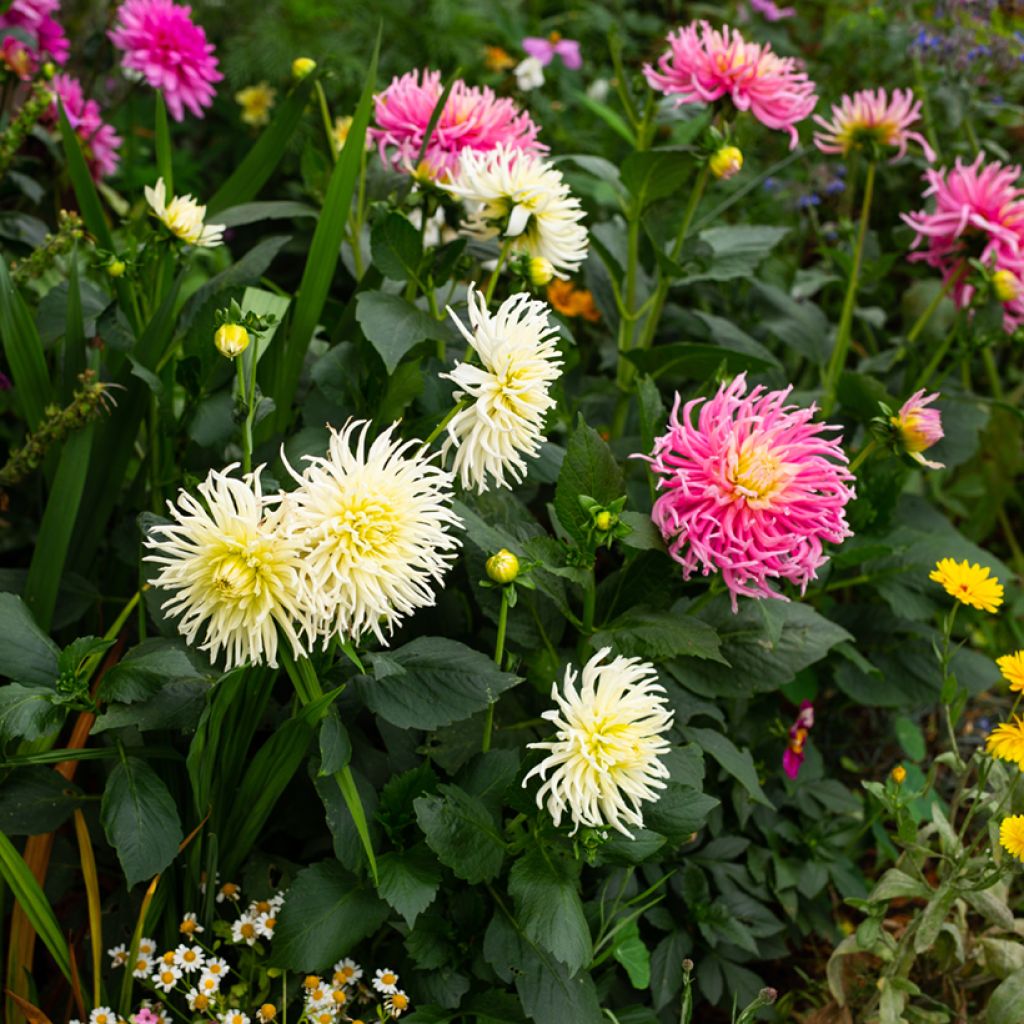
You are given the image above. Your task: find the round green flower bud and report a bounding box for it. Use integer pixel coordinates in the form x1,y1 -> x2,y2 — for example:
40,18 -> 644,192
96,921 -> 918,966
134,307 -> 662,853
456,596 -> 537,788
292,57 -> 317,80
528,256 -> 555,287
709,145 -> 743,181
214,323 -> 250,359
594,510 -> 614,531
107,259 -> 126,278
486,548 -> 520,584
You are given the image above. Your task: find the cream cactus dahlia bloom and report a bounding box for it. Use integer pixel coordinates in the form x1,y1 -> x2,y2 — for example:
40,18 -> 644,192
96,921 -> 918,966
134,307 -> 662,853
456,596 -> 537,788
145,176 -> 225,247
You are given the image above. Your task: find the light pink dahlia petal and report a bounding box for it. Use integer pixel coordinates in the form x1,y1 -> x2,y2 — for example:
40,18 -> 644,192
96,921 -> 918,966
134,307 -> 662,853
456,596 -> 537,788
44,73 -> 121,179
638,373 -> 855,611
0,0 -> 69,64
109,0 -> 221,122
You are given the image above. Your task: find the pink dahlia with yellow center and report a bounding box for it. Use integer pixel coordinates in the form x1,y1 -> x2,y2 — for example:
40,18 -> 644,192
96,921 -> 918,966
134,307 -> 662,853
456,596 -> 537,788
641,374 -> 855,609
369,69 -> 545,181
902,155 -> 1024,331
0,0 -> 69,67
109,0 -> 222,122
891,389 -> 944,469
813,88 -> 935,163
643,21 -> 817,149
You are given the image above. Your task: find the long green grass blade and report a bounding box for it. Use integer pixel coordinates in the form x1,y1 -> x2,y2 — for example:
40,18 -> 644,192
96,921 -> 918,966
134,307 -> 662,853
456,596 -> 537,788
154,92 -> 173,195
57,104 -> 113,250
266,31 -> 380,432
0,259 -> 50,430
61,250 -> 86,403
0,832 -> 72,983
208,74 -> 319,215
23,425 -> 93,630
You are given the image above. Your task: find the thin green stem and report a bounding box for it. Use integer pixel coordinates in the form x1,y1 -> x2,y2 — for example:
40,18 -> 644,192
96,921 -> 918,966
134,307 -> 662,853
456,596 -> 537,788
914,317 -> 960,391
236,356 -> 252,474
482,588 -> 510,753
483,238 -> 514,307
907,264 -> 966,346
848,436 -> 879,475
823,161 -> 876,415
422,399 -> 468,448
315,81 -> 337,165
981,347 -> 1003,400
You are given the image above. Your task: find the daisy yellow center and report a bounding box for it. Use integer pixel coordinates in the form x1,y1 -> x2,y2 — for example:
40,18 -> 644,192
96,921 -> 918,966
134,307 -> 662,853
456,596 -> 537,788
194,996 -> 209,1011
162,951 -> 176,964
391,994 -> 409,1010
381,972 -> 397,986
202,978 -> 217,992
135,959 -> 148,972
730,439 -> 794,508
183,950 -> 198,963
240,922 -> 256,939
161,970 -> 175,984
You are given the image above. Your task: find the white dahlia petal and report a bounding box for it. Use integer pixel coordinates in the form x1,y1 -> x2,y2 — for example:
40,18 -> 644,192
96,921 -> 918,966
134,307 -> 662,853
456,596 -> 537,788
284,420 -> 462,646
441,287 -> 562,493
523,647 -> 674,837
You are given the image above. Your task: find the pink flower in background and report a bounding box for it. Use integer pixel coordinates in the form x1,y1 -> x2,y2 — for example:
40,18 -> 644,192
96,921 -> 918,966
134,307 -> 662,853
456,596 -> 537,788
46,73 -> 122,179
902,155 -> 1024,330
783,701 -> 814,779
1,36 -> 36,79
522,33 -> 582,70
132,1011 -> 160,1024
641,374 -> 855,610
749,0 -> 796,20
0,0 -> 69,65
892,390 -> 944,469
109,0 -> 222,121
370,69 -> 546,181
643,21 -> 817,149
814,88 -> 935,163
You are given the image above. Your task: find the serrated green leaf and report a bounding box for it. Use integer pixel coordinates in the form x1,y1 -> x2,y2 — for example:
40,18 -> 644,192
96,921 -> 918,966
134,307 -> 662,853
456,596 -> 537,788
414,784 -> 505,884
0,593 -> 60,684
682,727 -> 774,808
554,418 -> 623,545
355,292 -> 446,373
612,919 -> 651,989
371,211 -> 424,282
377,843 -> 442,926
593,609 -> 724,663
643,783 -> 719,842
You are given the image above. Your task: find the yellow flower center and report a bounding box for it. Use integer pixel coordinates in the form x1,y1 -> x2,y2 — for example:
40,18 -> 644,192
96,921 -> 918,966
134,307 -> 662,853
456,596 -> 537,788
161,970 -> 175,984
330,497 -> 399,560
195,995 -> 209,1011
730,440 -> 793,508
240,922 -> 256,939
381,972 -> 397,986
183,950 -> 197,963
391,993 -> 410,1010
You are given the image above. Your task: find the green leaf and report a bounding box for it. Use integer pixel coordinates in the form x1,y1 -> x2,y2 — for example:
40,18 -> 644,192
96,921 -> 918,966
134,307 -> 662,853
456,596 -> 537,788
0,684 -> 62,742
100,756 -> 183,887
753,281 -> 830,364
509,846 -> 591,974
683,225 -> 790,283
612,919 -> 651,989
624,342 -> 773,381
319,710 -> 352,775
643,783 -> 719,842
868,868 -> 931,902
272,860 -> 389,971
414,784 -> 505,884
0,257 -> 51,429
371,212 -> 424,282
154,91 -> 173,194
91,679 -> 210,734
516,951 -> 603,1024
57,104 -> 113,249
359,637 -> 521,731
553,417 -> 624,545
0,830 -> 73,981
217,201 -> 319,228
0,593 -> 60,684
682,727 -> 774,809
593,609 -> 724,663
893,715 -> 926,761
621,151 -> 693,211
99,639 -> 208,703
617,512 -> 663,551
987,969 -> 1024,1024
268,34 -> 380,430
0,767 -> 83,835
207,74 -> 319,214
376,843 -> 442,926
569,93 -> 635,147
355,292 -> 447,373
23,424 -> 94,630
675,598 -> 852,698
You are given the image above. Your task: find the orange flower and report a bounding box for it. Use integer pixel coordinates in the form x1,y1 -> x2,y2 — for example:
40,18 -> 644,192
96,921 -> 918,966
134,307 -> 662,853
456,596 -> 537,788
484,46 -> 515,72
547,279 -> 600,322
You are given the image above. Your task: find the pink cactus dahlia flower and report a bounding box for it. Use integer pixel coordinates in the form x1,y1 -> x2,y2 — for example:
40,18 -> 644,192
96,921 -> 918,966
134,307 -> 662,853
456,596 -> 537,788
642,374 -> 855,609
902,155 -> 1024,331
47,74 -> 122,179
891,389 -> 944,470
108,0 -> 222,122
643,21 -> 817,149
369,69 -> 545,181
814,88 -> 935,163
0,0 -> 69,65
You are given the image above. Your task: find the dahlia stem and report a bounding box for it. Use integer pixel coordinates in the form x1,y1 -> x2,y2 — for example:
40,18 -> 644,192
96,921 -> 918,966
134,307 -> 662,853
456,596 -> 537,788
422,399 -> 467,449
482,588 -> 510,754
483,238 -> 514,307
937,604 -> 965,773
822,160 -> 876,416
906,263 -> 966,347
914,318 -> 960,391
316,82 -> 337,164
236,356 -> 252,475
635,162 -> 711,354
848,437 -> 879,474
281,651 -> 378,883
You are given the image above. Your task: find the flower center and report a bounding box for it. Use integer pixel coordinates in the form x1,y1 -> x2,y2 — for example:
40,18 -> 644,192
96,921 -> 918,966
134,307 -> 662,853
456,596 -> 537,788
210,543 -> 272,600
331,496 -> 398,560
730,440 -> 792,507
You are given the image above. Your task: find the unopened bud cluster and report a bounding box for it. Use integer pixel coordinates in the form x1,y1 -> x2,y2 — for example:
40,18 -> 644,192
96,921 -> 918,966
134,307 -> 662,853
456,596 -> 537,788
11,210 -> 85,284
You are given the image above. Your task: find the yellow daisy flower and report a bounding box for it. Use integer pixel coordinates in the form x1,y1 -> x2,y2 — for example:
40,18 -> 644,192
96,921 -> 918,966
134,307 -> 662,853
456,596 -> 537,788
997,651 -> 1024,692
986,716 -> 1024,769
929,558 -> 1004,613
235,82 -> 276,127
999,815 -> 1024,861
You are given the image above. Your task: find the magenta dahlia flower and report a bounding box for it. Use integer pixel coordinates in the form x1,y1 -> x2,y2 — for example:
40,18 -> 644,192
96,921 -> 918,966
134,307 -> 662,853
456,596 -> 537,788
369,69 -> 545,181
749,0 -> 796,21
643,21 -> 817,149
108,0 -> 221,122
47,74 -> 122,179
814,88 -> 935,163
891,389 -> 944,470
902,155 -> 1024,331
522,33 -> 582,70
0,0 -> 69,65
641,374 -> 855,609
783,701 -> 814,780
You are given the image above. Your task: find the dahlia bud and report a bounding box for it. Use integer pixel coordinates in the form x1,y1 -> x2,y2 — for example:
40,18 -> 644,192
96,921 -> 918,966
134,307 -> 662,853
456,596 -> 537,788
709,145 -> 743,181
594,510 -> 614,531
528,256 -> 555,287
486,549 -> 520,584
992,268 -> 1021,303
891,389 -> 944,469
292,57 -> 316,80
107,259 -> 126,278
891,764 -> 907,785
214,323 -> 250,359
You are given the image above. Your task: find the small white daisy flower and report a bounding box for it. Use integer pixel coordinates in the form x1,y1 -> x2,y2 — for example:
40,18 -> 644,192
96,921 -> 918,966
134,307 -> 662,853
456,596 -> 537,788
385,990 -> 412,1017
332,957 -> 362,986
197,971 -> 222,996
372,967 -> 400,995
256,911 -> 277,939
514,56 -> 545,91
231,913 -> 260,946
89,1008 -> 116,1024
444,145 -> 588,277
523,647 -> 674,837
204,956 -> 230,979
218,1011 -> 250,1024
131,954 -> 153,979
144,177 -> 225,248
151,963 -> 183,992
173,944 -> 204,973
186,988 -> 213,1012
179,911 -> 204,936
107,944 -> 127,968
442,287 -> 563,493
138,937 -> 157,956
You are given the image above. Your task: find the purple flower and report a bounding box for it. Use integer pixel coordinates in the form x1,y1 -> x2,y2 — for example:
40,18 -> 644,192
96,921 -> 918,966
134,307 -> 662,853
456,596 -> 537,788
522,33 -> 581,70
783,701 -> 814,779
749,0 -> 796,21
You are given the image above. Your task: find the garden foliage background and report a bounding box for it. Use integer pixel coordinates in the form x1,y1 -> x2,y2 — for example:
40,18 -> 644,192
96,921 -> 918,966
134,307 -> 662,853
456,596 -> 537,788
1,0 -> 1024,1023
